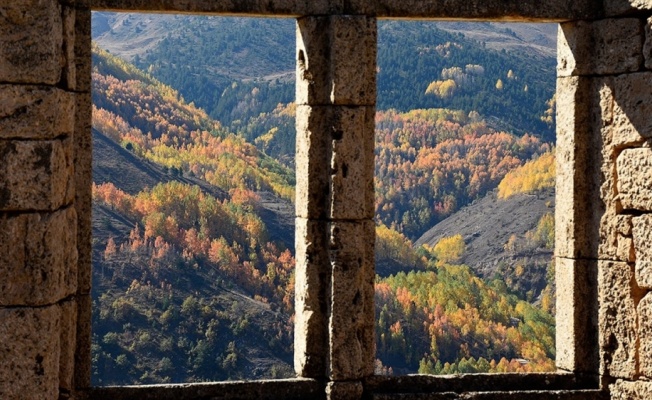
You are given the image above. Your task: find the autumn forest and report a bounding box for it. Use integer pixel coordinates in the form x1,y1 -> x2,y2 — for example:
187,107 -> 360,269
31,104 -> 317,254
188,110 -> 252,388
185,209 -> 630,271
91,15 -> 558,384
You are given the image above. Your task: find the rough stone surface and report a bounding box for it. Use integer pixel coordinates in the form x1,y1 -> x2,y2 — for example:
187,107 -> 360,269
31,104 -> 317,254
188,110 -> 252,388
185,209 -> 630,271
296,16 -> 376,106
645,16 -> 652,70
610,73 -> 652,142
92,0 -> 334,15
590,19 -> 642,75
558,19 -> 642,77
328,220 -> 375,380
598,260 -> 643,379
91,0 -> 599,20
295,106 -> 375,220
557,21 -> 590,77
84,378 -> 326,400
371,391 -> 608,400
294,218 -> 329,378
329,106 -> 375,220
0,305 -> 62,400
633,214 -> 652,288
605,0 -> 652,17
555,257 -> 598,373
59,299 -> 78,393
365,373 -> 601,394
326,381 -> 363,400
0,207 -> 77,306
617,148 -> 652,211
64,7 -> 92,92
295,105 -> 331,220
74,294 -> 92,389
75,91 -> 93,295
638,292 -> 652,378
555,76 -> 601,260
0,138 -> 74,211
0,0 -> 63,84
610,380 -> 652,400
0,86 -> 74,140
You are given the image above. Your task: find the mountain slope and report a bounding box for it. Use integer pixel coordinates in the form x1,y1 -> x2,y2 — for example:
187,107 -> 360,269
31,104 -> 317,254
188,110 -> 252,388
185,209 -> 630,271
89,41 -> 556,382
92,13 -> 557,142
90,45 -> 298,384
415,188 -> 554,299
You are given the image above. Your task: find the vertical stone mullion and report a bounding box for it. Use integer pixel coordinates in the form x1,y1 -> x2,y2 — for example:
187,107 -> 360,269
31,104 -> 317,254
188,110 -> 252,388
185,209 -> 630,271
555,23 -> 604,376
295,15 -> 377,386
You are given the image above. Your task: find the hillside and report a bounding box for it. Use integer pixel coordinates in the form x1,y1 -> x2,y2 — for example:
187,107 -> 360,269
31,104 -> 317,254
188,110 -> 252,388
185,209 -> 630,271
89,39 -> 557,382
415,188 -> 554,300
435,22 -> 556,59
93,128 -> 294,248
91,45 -> 298,384
92,12 -> 557,150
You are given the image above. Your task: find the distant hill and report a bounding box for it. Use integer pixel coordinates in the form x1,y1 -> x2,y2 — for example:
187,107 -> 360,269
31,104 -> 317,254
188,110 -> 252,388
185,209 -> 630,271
92,13 -> 557,144
435,22 -> 557,59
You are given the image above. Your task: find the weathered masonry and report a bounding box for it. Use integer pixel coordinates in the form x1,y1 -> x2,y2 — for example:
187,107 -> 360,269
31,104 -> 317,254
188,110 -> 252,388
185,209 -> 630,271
3,0 -> 652,399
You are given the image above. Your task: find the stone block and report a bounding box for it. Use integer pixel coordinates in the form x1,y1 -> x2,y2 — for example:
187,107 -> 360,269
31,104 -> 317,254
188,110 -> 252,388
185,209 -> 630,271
633,214 -> 652,288
555,76 -> 601,260
0,138 -> 74,211
638,292 -> 652,378
645,16 -> 652,70
0,305 -> 61,400
591,19 -> 642,75
91,0 -> 333,15
74,294 -> 92,389
296,16 -> 376,106
617,235 -> 636,263
294,218 -> 330,378
617,148 -> 652,211
75,91 -> 93,294
555,257 -> 598,373
329,220 -> 375,380
603,215 -> 635,263
296,106 -> 375,220
0,207 -> 77,306
364,0 -> 599,20
610,379 -> 652,400
557,21 -> 591,77
59,0 -> 91,7
62,7 -> 91,92
330,106 -> 375,220
610,73 -> 652,142
558,19 -> 643,77
295,105 -> 331,220
0,0 -> 63,85
59,299 -> 77,392
326,381 -> 363,400
605,0 -> 652,17
0,86 -> 74,140
598,260 -> 644,379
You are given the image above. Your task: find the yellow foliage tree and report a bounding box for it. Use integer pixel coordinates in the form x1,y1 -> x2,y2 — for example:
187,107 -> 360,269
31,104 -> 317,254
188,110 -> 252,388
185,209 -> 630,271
425,79 -> 457,98
497,151 -> 556,199
433,234 -> 465,265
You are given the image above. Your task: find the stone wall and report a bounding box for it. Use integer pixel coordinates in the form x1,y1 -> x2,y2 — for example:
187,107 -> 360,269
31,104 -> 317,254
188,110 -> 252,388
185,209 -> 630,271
556,7 -> 652,398
0,1 -> 91,399
1,0 -> 652,399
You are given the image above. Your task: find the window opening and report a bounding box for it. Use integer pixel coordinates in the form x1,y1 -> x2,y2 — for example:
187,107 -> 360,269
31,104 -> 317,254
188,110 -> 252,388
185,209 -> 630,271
373,20 -> 557,376
90,12 -> 297,385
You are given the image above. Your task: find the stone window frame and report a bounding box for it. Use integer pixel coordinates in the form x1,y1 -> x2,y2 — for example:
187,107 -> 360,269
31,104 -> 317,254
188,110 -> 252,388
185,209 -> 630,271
76,1 -> 610,399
